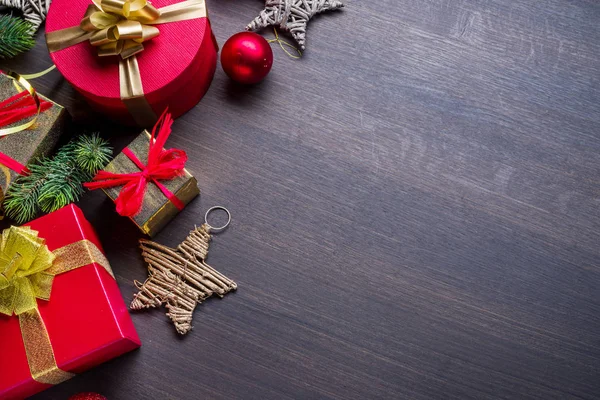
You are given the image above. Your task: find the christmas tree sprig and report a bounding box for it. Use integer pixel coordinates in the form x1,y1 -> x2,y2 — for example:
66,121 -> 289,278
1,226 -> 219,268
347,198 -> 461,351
0,15 -> 35,59
74,134 -> 114,175
4,134 -> 112,223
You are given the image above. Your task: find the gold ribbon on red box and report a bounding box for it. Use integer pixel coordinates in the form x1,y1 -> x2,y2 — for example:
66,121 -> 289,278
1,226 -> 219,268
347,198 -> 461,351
0,226 -> 113,384
46,0 -> 207,126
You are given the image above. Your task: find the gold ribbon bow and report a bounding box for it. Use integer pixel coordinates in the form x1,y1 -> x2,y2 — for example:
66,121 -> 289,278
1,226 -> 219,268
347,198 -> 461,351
0,227 -> 55,316
46,0 -> 208,126
81,0 -> 161,59
0,225 -> 114,385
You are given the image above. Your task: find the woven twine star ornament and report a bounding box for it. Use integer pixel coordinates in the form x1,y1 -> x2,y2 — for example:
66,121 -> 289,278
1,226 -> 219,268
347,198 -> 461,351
0,0 -> 51,32
131,224 -> 237,335
247,0 -> 344,51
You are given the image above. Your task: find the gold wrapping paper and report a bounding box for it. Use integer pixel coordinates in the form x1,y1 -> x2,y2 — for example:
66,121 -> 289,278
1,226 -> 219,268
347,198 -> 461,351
101,131 -> 199,236
0,74 -> 68,201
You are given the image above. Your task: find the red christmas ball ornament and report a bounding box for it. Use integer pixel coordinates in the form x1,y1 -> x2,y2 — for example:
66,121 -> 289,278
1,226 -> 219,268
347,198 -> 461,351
68,393 -> 107,400
221,32 -> 273,84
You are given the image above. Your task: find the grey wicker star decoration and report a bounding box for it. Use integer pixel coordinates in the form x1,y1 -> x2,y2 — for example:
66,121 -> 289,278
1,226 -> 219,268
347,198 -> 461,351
0,0 -> 51,33
247,0 -> 344,51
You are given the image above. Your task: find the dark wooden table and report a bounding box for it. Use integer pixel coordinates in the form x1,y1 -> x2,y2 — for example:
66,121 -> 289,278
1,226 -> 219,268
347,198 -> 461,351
2,0 -> 600,399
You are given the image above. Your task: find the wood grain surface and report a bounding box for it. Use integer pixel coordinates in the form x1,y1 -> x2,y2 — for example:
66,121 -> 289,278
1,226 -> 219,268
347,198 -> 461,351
2,0 -> 600,399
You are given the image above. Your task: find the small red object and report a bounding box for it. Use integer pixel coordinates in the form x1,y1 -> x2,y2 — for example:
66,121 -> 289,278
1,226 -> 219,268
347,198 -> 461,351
0,151 -> 30,176
69,393 -> 108,400
0,205 -> 141,399
84,110 -> 186,217
221,32 -> 273,84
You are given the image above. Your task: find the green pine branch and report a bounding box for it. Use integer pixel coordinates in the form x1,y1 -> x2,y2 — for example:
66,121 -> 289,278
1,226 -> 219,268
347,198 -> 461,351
0,15 -> 35,59
3,134 -> 112,223
3,161 -> 51,224
37,141 -> 88,214
74,134 -> 113,175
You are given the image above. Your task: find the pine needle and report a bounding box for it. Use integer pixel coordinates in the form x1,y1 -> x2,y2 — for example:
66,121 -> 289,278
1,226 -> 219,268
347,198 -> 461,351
0,15 -> 35,59
3,134 -> 113,223
74,134 -> 113,175
3,161 -> 50,223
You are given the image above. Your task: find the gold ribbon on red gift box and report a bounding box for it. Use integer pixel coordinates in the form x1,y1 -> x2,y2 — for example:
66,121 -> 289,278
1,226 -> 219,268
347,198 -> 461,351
0,226 -> 114,384
46,0 -> 207,127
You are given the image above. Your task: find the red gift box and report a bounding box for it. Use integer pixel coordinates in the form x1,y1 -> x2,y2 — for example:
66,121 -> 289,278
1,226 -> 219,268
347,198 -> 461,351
46,0 -> 218,127
0,205 -> 141,399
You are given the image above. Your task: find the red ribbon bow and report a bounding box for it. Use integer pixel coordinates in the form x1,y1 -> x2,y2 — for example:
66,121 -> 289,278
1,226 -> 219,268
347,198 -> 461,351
84,110 -> 187,217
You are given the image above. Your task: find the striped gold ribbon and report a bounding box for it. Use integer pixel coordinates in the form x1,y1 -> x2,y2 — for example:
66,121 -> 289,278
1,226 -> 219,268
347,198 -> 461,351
18,239 -> 114,384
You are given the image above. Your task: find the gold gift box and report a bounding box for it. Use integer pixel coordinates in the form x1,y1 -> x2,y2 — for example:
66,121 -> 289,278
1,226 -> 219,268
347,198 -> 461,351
101,131 -> 199,236
0,73 -> 68,200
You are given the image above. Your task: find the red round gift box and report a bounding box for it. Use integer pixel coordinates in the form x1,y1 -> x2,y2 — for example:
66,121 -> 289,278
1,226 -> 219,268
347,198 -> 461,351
46,0 -> 218,126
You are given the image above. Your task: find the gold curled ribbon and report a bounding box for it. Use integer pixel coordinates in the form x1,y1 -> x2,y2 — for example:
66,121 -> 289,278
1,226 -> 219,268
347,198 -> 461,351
267,29 -> 302,59
46,0 -> 207,126
19,65 -> 58,80
0,226 -> 116,384
0,72 -> 42,137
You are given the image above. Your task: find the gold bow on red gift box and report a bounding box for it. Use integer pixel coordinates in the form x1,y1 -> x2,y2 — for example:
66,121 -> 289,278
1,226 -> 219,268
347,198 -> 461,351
80,0 -> 161,59
46,0 -> 207,126
0,227 -> 56,316
0,226 -> 113,384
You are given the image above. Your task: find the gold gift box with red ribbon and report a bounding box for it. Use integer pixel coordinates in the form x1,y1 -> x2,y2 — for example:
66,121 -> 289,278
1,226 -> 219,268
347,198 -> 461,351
86,112 -> 199,236
0,72 -> 68,203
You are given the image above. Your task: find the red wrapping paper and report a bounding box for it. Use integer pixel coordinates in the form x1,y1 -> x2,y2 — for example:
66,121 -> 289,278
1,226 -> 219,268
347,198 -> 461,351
46,0 -> 218,126
0,205 -> 141,399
